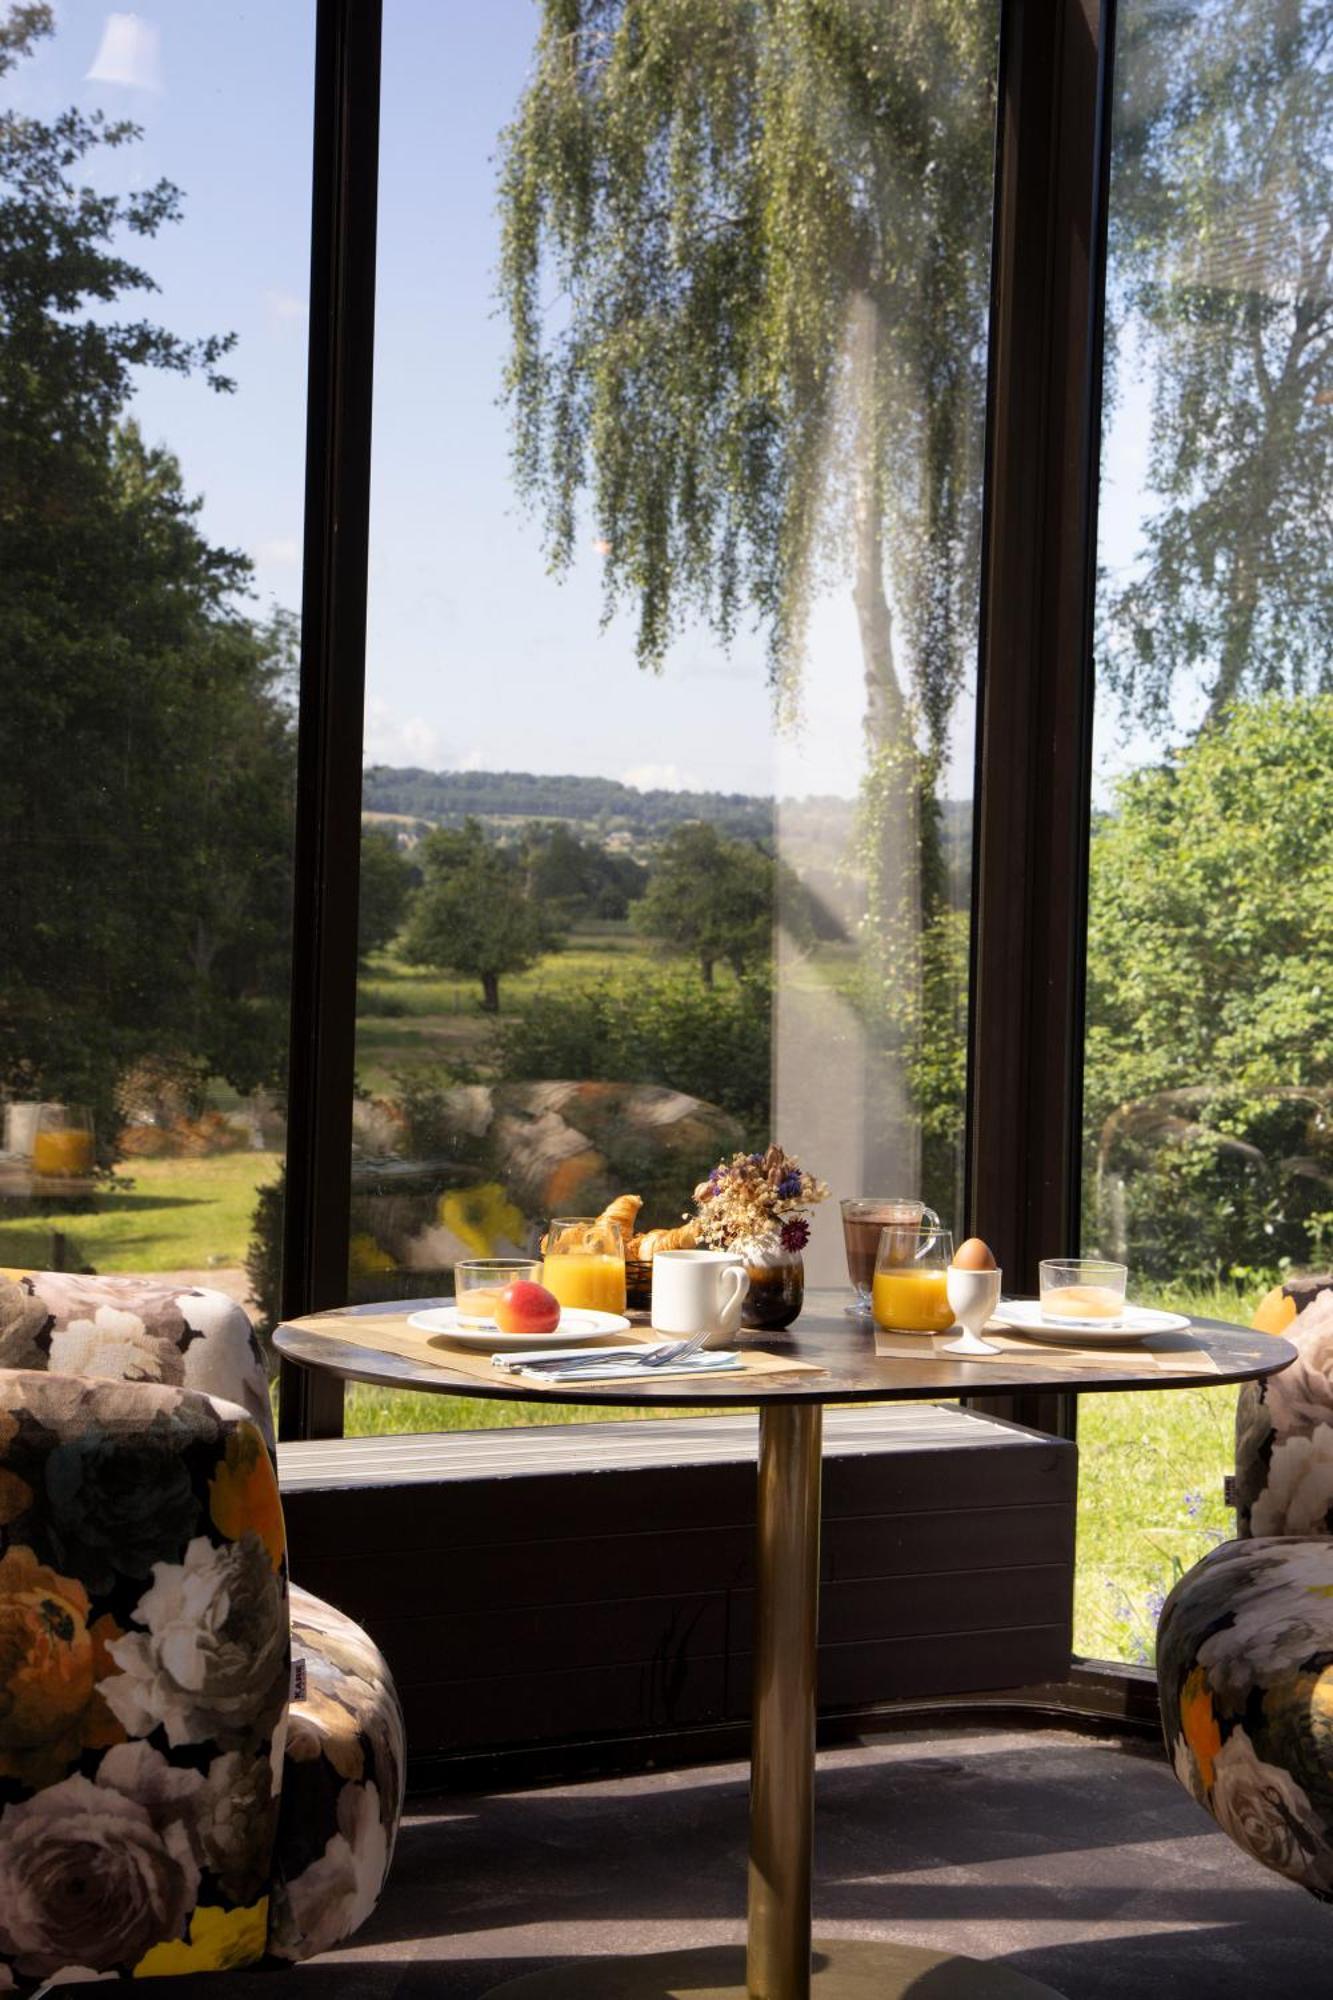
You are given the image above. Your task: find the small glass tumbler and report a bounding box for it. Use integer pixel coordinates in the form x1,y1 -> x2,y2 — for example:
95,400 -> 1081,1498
32,1104 -> 95,1179
455,1258 -> 541,1326
1038,1258 -> 1128,1327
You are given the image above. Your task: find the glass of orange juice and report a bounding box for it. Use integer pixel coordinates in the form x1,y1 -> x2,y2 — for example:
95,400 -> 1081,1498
32,1104 -> 95,1179
872,1224 -> 955,1334
542,1215 -> 627,1315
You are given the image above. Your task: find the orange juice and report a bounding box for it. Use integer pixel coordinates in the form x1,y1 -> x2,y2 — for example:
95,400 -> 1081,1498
456,1285 -> 502,1325
872,1268 -> 952,1333
542,1252 -> 626,1315
32,1129 -> 94,1177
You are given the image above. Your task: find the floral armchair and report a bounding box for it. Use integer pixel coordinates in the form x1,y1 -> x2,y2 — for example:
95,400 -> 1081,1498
0,1271 -> 405,1988
1159,1273 -> 1333,1897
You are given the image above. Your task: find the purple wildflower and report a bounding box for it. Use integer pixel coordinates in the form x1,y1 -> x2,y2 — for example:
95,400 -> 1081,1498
1183,1491 -> 1204,1519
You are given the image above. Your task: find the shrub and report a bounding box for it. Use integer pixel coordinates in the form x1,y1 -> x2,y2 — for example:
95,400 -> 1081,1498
490,970 -> 771,1136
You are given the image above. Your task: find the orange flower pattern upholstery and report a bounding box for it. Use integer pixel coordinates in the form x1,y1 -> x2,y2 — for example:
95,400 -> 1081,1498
0,1273 -> 405,1984
1160,1274 -> 1333,1898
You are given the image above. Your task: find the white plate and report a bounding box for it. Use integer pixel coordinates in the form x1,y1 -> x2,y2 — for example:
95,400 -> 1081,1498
992,1300 -> 1191,1345
406,1305 -> 633,1353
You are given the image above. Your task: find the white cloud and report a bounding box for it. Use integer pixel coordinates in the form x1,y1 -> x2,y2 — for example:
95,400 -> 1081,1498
87,13 -> 162,91
265,290 -> 307,326
255,537 -> 301,568
362,697 -> 448,770
622,762 -> 700,793
456,748 -> 488,773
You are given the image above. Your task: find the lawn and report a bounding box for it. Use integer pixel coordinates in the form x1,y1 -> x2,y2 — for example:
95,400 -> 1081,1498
0,1151 -> 283,1276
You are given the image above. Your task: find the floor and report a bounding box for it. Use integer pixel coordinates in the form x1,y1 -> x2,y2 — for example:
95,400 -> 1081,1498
166,1726 -> 1332,1998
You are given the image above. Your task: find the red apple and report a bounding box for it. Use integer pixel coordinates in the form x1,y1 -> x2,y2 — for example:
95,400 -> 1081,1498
494,1279 -> 561,1336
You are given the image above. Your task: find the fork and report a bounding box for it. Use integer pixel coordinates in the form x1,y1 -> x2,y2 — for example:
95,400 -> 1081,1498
638,1329 -> 716,1368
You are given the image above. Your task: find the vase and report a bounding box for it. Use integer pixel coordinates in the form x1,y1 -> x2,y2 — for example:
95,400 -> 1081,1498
738,1237 -> 804,1332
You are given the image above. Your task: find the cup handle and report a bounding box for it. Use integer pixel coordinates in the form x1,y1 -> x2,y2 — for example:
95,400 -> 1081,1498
920,1204 -> 943,1255
717,1264 -> 749,1333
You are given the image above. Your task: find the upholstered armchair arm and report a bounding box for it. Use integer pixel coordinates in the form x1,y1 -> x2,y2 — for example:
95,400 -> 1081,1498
1235,1273 -> 1333,1536
0,1269 -> 274,1452
0,1369 -> 289,1988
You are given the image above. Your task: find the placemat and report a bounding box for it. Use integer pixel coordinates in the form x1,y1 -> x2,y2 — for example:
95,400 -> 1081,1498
873,1322 -> 1220,1376
284,1310 -> 825,1388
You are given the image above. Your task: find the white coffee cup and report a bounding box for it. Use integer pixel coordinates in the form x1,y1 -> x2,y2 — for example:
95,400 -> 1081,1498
651,1249 -> 750,1346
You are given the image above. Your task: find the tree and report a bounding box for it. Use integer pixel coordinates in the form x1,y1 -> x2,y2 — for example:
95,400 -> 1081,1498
1104,0 -> 1333,729
0,5 -> 295,1144
1084,694 -> 1333,1130
498,0 -> 995,1185
358,828 -> 414,963
634,822 -> 790,984
523,823 -> 647,923
401,821 -> 556,1011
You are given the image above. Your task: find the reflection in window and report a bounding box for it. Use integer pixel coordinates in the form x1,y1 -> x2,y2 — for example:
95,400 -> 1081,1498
1079,0 -> 1333,1660
350,0 -> 998,1430
0,5 -> 311,1319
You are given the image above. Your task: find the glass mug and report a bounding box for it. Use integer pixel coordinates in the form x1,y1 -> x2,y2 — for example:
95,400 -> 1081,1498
541,1215 -> 627,1315
841,1198 -> 941,1310
872,1224 -> 955,1334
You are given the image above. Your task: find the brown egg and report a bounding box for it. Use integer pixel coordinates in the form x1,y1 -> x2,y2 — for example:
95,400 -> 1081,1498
953,1236 -> 997,1270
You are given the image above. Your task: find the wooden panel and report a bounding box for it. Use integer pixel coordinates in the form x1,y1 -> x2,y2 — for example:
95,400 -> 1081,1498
280,1405 -> 1076,1781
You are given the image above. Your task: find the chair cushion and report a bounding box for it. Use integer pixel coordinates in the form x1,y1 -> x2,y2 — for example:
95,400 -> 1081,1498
1236,1274 -> 1333,1535
0,1271 -> 274,1454
267,1585 -> 406,1963
1160,1536 -> 1333,1897
0,1371 -> 289,1986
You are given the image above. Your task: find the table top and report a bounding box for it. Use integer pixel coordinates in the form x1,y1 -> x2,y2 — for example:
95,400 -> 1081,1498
0,1158 -> 96,1200
274,1289 -> 1296,1409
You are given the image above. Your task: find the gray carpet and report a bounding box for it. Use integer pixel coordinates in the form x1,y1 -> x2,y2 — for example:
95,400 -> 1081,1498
155,1727 -> 1333,1997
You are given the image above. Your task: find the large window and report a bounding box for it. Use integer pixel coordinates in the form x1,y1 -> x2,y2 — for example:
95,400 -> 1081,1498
1076,0 -> 1333,1661
344,0 -> 1000,1431
0,5 -> 312,1309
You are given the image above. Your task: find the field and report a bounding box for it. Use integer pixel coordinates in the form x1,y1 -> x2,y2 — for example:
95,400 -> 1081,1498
354,928 -> 662,1091
0,930 -> 1276,1668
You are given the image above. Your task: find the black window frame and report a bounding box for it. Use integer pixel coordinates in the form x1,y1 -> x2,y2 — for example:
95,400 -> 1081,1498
278,0 -> 1131,1703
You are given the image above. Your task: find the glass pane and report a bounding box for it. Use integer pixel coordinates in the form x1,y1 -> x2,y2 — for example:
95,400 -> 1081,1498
352,0 -> 999,1434
1078,0 -> 1333,1658
0,7 -> 312,1331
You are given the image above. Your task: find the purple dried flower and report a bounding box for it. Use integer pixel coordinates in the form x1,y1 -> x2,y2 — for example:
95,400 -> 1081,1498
780,1217 -> 810,1253
777,1170 -> 803,1199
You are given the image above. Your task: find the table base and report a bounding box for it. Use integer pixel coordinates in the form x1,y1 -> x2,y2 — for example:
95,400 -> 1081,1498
481,1939 -> 1065,1998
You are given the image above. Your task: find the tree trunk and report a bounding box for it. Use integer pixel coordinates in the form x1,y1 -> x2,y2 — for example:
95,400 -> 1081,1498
481,970 -> 500,1013
700,956 -> 715,987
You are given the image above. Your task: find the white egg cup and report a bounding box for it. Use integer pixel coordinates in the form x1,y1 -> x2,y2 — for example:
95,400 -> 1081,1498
942,1265 -> 1003,1357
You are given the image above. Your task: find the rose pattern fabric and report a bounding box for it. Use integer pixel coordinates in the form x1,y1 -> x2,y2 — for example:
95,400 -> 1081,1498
1161,1275 -> 1333,1898
269,1585 -> 406,1964
0,1274 -> 406,1986
0,1272 -> 274,1452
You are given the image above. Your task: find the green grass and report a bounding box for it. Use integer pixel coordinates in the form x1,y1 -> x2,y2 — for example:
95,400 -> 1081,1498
1073,1274 -> 1267,1663
0,1151 -> 282,1275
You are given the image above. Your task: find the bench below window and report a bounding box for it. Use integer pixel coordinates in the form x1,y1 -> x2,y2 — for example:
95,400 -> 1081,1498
278,1404 -> 1075,1788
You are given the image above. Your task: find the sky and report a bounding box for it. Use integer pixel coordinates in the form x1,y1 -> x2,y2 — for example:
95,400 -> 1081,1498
9,2 -> 1166,806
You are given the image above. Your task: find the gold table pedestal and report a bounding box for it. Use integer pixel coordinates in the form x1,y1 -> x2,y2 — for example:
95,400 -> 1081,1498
483,1406 -> 1065,2000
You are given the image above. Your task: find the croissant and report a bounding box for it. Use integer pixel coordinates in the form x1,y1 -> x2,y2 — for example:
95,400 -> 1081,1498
637,1219 -> 702,1257
598,1193 -> 643,1243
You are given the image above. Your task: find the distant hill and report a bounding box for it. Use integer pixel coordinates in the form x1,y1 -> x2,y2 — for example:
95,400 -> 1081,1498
361,765 -> 972,902
362,765 -> 777,843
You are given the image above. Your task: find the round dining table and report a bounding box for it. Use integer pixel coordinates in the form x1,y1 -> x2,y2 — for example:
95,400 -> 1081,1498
275,1290 -> 1295,2000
